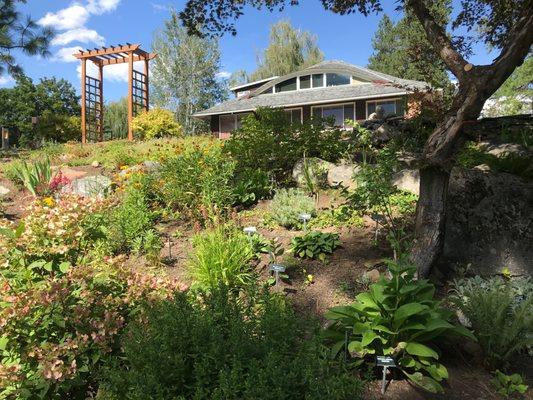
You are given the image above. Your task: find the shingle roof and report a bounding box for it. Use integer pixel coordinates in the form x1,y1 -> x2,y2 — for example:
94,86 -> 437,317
195,60 -> 430,117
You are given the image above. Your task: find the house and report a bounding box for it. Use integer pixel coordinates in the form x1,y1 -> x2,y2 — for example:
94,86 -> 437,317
194,60 -> 430,138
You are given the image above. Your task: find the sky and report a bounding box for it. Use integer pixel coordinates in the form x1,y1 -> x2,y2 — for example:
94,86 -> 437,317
3,0 -> 497,102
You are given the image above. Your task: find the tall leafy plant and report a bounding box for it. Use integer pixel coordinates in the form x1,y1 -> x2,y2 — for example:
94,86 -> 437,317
324,258 -> 474,393
10,157 -> 52,197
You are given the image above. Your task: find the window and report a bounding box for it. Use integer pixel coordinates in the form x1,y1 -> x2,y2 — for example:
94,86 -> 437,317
219,114 -> 236,135
299,75 -> 311,89
276,77 -> 297,93
284,108 -> 302,123
312,103 -> 354,127
366,98 -> 405,118
312,74 -> 324,88
326,73 -> 350,87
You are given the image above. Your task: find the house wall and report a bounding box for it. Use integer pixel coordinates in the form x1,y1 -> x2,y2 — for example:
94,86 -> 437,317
209,94 -> 410,137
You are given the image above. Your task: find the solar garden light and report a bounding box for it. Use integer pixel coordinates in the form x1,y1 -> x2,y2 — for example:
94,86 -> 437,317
243,226 -> 257,245
299,213 -> 312,231
371,213 -> 385,240
268,263 -> 286,286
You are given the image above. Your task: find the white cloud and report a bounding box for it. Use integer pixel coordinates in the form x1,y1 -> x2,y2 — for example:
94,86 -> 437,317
87,0 -> 121,14
77,60 -> 144,83
39,0 -> 122,62
0,75 -> 14,86
151,3 -> 169,12
38,4 -> 90,30
52,28 -> 105,46
53,46 -> 84,63
216,71 -> 231,79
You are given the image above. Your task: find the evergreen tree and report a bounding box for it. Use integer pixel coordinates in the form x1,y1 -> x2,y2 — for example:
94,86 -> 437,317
152,10 -> 227,135
249,20 -> 324,81
0,0 -> 53,76
368,4 -> 452,90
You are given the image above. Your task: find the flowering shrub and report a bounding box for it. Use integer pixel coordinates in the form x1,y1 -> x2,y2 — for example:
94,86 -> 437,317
0,257 -> 187,399
49,170 -> 71,192
0,195 -> 111,272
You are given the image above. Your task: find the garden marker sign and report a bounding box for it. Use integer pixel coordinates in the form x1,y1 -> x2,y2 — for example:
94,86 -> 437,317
376,355 -> 396,394
299,213 -> 312,231
74,44 -> 156,143
269,264 -> 286,286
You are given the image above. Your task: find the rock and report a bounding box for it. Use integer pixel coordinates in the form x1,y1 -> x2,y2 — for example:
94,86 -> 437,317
374,123 -> 401,143
67,175 -> 112,198
442,167 -> 533,277
91,160 -> 100,168
292,158 -> 334,188
327,163 -> 360,190
392,169 -> 420,195
119,161 -> 162,177
396,152 -> 418,168
363,269 -> 381,283
0,185 -> 10,197
474,164 -> 491,172
479,141 -> 529,158
58,167 -> 87,181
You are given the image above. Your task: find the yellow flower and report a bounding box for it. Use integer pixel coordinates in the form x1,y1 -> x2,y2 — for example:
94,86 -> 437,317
119,165 -> 129,170
43,197 -> 55,207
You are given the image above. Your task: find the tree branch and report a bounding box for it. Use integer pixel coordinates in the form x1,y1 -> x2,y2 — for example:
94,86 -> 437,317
406,0 -> 469,81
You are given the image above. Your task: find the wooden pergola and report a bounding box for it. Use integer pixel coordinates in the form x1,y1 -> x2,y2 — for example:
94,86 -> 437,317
74,43 -> 156,143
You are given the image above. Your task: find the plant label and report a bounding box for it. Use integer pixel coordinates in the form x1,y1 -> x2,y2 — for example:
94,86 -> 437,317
376,356 -> 395,367
269,264 -> 286,273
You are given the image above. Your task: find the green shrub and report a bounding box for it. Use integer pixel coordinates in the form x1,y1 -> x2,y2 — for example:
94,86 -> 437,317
232,169 -> 273,207
225,107 -> 349,184
291,231 -> 341,261
35,111 -> 81,142
106,173 -> 160,257
8,157 -> 52,196
98,286 -> 363,400
188,226 -> 255,290
324,258 -> 474,393
268,188 -> 316,229
491,370 -> 529,398
308,205 -> 364,229
450,276 -> 533,369
158,139 -> 235,222
131,108 -> 183,139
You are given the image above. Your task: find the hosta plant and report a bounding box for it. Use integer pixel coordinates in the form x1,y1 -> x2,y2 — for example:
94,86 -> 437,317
291,231 -> 341,261
491,370 -> 528,398
324,258 -> 475,393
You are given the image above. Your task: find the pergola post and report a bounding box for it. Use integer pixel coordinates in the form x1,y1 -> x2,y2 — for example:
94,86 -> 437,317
144,58 -> 149,112
81,58 -> 87,144
127,50 -> 134,141
98,63 -> 104,141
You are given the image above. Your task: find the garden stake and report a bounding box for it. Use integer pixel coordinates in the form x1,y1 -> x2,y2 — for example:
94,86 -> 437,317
269,264 -> 285,286
299,213 -> 311,231
376,356 -> 395,395
243,226 -> 257,246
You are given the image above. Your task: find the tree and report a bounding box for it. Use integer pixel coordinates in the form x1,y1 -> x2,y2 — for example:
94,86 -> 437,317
229,69 -> 250,87
483,55 -> 532,116
0,74 -> 80,143
104,97 -> 128,139
152,10 -> 227,135
250,20 -> 324,81
179,0 -> 533,278
368,5 -> 452,91
0,0 -> 53,76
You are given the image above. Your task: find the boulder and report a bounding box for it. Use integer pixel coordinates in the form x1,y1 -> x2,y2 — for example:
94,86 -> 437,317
142,160 -> 161,172
374,123 -> 401,143
392,169 -> 420,195
58,167 -> 87,181
443,168 -> 533,276
327,163 -> 360,190
68,175 -> 112,198
479,141 -> 530,158
292,158 -> 334,188
363,269 -> 381,283
0,185 -> 10,197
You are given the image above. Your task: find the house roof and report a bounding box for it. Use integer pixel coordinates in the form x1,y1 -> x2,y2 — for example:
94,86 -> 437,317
229,76 -> 278,92
195,60 -> 430,117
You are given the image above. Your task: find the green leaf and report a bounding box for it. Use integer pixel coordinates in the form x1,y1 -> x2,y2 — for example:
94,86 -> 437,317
355,292 -> 379,311
402,370 -> 444,393
394,303 -> 428,325
361,330 -> 380,346
405,342 -> 439,359
0,336 -> 8,350
59,262 -> 71,274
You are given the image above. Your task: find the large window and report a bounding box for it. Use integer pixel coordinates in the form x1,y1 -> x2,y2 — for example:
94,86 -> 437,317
299,75 -> 311,89
284,108 -> 302,123
312,103 -> 354,127
312,74 -> 324,88
366,98 -> 405,118
276,77 -> 297,93
326,73 -> 350,87
219,113 -> 251,137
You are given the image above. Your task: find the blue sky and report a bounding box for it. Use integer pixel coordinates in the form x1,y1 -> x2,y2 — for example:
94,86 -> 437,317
4,0 -> 496,102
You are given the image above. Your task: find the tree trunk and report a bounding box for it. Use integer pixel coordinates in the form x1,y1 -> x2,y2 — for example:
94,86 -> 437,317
410,166 -> 450,278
